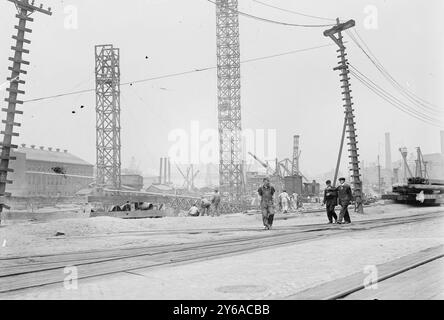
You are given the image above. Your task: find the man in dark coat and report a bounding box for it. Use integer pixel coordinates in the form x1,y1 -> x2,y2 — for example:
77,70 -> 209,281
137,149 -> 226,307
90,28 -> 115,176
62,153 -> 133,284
257,177 -> 276,230
336,177 -> 352,224
323,180 -> 338,224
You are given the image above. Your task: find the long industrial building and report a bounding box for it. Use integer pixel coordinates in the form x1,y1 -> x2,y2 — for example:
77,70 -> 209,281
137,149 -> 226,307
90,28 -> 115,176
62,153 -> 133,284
7,145 -> 94,197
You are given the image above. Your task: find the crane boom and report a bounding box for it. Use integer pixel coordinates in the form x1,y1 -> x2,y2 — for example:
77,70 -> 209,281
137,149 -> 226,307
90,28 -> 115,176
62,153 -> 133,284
248,152 -> 273,175
399,147 -> 414,178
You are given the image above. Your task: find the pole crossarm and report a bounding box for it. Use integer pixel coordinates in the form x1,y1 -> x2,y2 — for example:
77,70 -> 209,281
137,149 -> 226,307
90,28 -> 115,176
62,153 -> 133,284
324,20 -> 355,49
8,0 -> 52,15
323,19 -> 355,37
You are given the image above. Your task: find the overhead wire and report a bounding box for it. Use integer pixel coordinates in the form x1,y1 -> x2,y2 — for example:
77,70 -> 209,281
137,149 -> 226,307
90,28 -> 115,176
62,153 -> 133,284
206,0 -> 335,27
348,63 -> 438,124
252,0 -> 336,22
346,29 -> 442,117
352,28 -> 441,110
237,1 -> 442,124
23,43 -> 335,103
349,64 -> 443,128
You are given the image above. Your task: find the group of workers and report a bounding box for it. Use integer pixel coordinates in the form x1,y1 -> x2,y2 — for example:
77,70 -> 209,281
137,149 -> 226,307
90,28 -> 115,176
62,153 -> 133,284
188,189 -> 221,217
258,176 -> 353,230
187,176 -> 354,230
276,190 -> 302,214
322,178 -> 353,224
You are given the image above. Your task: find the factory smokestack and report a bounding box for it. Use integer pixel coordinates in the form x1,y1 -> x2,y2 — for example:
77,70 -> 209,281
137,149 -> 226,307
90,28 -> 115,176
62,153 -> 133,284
385,132 -> 392,170
292,135 -> 300,175
441,131 -> 444,155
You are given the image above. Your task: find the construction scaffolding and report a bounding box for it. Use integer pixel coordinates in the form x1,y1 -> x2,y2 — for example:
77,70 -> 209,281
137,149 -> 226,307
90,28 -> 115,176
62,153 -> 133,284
0,0 -> 52,216
95,44 -> 122,189
216,0 -> 243,202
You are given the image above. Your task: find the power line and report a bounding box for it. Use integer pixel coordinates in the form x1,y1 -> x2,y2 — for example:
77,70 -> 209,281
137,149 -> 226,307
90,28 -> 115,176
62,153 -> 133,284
351,68 -> 441,127
252,0 -> 336,22
349,64 -> 439,123
349,30 -> 441,115
352,28 -> 441,110
346,29 -> 442,116
206,0 -> 335,27
349,64 -> 443,128
23,43 -> 335,103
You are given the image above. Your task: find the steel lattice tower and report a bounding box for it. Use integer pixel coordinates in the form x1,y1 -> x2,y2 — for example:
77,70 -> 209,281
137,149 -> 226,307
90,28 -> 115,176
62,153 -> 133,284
95,44 -> 121,189
0,0 -> 51,217
216,0 -> 243,202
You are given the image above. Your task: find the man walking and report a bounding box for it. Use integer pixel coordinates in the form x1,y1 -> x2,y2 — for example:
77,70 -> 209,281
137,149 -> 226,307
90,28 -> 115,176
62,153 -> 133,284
336,177 -> 352,224
258,177 -> 276,230
323,180 -> 338,224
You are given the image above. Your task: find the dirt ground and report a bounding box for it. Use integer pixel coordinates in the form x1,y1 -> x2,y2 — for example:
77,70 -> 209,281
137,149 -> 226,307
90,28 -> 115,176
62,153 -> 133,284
1,204 -> 443,300
0,203 -> 442,258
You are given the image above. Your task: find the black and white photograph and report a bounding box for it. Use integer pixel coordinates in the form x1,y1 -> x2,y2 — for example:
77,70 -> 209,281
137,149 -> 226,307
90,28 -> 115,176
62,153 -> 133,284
0,0 -> 443,306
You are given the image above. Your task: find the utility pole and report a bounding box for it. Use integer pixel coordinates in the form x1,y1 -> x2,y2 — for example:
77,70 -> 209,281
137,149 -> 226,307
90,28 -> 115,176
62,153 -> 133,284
324,19 -> 364,213
0,0 -> 52,219
361,160 -> 365,190
95,44 -> 122,190
216,0 -> 243,202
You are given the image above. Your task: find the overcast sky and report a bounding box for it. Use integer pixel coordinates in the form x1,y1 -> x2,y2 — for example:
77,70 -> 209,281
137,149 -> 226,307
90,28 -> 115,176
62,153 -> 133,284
0,0 -> 443,180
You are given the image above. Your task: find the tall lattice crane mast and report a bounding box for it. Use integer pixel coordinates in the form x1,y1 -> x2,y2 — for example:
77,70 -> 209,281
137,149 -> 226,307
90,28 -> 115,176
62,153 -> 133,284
216,0 -> 243,202
95,44 -> 122,189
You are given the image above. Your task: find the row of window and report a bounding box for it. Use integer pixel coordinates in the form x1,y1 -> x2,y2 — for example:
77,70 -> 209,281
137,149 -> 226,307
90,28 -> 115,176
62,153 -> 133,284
27,191 -> 73,197
27,163 -> 93,176
27,175 -> 69,186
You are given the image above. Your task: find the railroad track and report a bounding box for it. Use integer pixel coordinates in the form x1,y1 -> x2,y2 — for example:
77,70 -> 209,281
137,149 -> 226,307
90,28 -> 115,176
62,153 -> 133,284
285,244 -> 444,300
0,210 -> 443,295
332,251 -> 444,300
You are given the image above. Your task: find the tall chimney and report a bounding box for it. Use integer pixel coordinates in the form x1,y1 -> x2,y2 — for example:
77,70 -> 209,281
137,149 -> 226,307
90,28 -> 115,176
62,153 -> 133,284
159,158 -> 163,184
441,130 -> 444,155
292,135 -> 300,175
385,132 -> 392,170
163,157 -> 168,185
167,157 -> 171,184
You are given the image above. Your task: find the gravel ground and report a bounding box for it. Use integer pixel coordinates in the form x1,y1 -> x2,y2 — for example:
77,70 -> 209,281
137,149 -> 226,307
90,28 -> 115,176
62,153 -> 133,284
1,206 -> 443,300
0,204 -> 442,258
